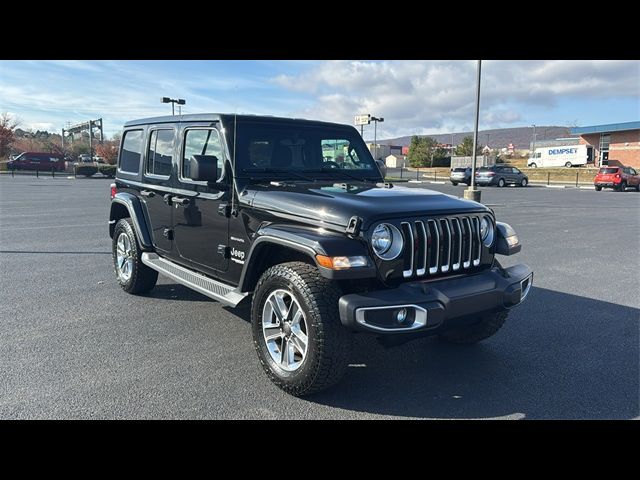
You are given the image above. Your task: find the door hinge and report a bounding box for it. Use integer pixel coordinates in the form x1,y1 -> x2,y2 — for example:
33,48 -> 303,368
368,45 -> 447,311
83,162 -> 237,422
163,228 -> 174,240
346,216 -> 362,235
218,203 -> 231,217
217,245 -> 230,258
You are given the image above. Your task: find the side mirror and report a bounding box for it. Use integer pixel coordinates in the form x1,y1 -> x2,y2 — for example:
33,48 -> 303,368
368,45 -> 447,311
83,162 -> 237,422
190,155 -> 221,182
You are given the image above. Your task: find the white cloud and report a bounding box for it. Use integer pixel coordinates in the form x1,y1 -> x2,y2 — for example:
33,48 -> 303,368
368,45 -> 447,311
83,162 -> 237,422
273,60 -> 640,138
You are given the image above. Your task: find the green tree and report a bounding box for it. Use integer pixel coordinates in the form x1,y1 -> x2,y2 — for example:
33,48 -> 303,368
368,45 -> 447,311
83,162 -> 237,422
408,136 -> 439,167
455,136 -> 482,156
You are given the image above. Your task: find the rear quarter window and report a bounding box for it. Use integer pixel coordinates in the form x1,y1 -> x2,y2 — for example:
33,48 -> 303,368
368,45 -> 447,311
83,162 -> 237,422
119,130 -> 144,173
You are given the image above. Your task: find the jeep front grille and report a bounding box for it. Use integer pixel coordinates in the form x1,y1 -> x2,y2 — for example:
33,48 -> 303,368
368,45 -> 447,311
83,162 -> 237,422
400,216 -> 483,278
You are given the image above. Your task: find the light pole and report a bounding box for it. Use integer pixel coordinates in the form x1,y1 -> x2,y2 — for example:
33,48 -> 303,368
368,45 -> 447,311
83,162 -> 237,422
464,60 -> 482,203
371,116 -> 384,160
162,97 -> 186,115
531,124 -> 537,156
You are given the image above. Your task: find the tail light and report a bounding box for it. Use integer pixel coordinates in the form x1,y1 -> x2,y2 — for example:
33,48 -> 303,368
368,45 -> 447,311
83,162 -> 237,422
615,174 -> 621,179
110,183 -> 117,199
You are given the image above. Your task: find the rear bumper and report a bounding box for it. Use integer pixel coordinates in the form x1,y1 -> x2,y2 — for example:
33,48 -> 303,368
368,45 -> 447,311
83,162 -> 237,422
338,263 -> 533,335
594,182 -> 618,188
475,178 -> 496,185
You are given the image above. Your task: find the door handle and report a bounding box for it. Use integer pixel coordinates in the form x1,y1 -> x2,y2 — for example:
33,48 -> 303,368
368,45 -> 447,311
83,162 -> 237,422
140,190 -> 155,198
172,197 -> 191,206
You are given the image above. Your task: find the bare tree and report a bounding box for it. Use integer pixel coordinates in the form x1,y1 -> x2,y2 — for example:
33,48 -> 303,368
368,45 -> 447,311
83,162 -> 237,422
0,113 -> 20,159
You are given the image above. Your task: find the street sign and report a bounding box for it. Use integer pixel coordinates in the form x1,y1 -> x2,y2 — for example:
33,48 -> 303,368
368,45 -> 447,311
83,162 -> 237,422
354,114 -> 371,126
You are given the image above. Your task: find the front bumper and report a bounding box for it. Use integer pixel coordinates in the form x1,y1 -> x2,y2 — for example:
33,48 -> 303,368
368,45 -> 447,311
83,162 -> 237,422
339,263 -> 532,334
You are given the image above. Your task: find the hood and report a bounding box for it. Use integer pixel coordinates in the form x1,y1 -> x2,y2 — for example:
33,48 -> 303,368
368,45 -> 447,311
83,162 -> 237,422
245,181 -> 490,230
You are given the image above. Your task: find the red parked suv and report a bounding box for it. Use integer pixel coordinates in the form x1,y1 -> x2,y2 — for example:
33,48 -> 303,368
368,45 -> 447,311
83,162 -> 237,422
7,152 -> 65,172
594,165 -> 640,192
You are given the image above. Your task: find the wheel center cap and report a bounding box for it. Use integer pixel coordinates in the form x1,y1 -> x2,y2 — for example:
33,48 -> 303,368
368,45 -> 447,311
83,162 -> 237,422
282,322 -> 292,336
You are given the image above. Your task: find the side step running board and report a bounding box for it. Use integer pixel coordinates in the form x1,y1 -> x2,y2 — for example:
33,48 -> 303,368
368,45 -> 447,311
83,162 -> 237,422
141,253 -> 247,307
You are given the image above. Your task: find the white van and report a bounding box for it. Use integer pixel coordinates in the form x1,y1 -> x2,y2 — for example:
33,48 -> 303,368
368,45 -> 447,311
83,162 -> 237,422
528,145 -> 594,168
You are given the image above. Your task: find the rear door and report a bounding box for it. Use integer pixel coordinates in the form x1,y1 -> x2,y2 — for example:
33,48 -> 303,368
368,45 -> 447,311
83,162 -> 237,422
172,124 -> 230,275
142,126 -> 177,254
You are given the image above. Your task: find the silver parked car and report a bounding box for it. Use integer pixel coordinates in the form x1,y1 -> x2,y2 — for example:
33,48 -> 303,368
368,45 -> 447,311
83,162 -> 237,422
450,167 -> 471,186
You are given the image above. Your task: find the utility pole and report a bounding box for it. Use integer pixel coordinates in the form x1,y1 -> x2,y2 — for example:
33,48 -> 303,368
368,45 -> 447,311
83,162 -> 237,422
464,60 -> 482,203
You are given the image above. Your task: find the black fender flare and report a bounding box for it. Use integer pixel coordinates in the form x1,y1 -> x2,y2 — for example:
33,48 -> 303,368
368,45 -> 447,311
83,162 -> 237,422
108,192 -> 153,249
237,224 -> 376,292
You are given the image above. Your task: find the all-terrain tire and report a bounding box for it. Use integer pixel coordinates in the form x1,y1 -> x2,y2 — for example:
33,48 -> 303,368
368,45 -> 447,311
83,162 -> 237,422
112,218 -> 158,294
251,261 -> 351,396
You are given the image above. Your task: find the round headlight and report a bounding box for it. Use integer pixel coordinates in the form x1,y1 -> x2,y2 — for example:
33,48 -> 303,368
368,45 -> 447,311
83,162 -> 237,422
371,223 -> 404,260
371,224 -> 392,255
480,216 -> 494,247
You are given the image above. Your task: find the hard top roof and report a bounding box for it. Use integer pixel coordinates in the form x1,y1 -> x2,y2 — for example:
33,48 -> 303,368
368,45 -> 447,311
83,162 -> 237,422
124,113 -> 353,129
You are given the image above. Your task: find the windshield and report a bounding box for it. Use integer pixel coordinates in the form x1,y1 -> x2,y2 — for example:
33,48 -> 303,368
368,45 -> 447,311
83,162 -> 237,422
234,122 -> 381,181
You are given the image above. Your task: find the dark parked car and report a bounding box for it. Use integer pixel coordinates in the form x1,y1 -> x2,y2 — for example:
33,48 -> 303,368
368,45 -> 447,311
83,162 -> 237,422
450,167 -> 471,185
593,166 -> 640,192
475,165 -> 528,187
108,113 -> 532,396
7,152 -> 65,172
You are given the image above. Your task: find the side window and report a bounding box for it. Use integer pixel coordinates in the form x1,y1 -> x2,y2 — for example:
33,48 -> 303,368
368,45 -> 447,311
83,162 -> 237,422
119,129 -> 144,173
630,169 -> 637,175
182,129 -> 224,181
147,129 -> 174,177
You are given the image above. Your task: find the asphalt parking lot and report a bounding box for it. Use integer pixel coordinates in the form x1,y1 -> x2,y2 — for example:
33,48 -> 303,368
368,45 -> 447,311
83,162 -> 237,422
1,175 -> 638,419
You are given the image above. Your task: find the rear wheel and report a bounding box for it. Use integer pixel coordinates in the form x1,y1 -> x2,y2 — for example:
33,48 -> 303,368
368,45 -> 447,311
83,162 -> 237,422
112,218 -> 158,294
595,185 -> 602,191
497,178 -> 505,188
636,183 -> 640,192
251,261 -> 351,396
439,310 -> 510,344
565,162 -> 572,168
451,181 -> 458,186
618,182 -> 627,192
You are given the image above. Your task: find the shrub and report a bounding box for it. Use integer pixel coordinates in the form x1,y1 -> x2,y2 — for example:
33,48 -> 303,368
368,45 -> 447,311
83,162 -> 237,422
98,165 -> 116,178
75,165 -> 98,177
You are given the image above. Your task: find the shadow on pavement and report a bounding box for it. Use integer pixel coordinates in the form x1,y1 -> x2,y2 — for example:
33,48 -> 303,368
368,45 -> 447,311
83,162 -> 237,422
304,286 -> 639,419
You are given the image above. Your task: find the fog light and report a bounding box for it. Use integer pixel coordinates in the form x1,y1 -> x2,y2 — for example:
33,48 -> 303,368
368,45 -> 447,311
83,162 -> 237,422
396,308 -> 408,323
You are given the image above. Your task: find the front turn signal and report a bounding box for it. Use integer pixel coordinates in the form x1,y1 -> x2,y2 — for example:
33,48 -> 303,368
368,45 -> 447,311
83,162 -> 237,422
315,255 -> 369,270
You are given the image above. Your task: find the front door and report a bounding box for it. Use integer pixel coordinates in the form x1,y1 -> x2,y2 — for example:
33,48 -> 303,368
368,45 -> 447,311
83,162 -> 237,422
142,127 -> 175,253
172,125 -> 229,275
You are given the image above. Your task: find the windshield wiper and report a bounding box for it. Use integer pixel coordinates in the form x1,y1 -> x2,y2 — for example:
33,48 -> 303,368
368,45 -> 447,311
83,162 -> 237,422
240,168 -> 316,182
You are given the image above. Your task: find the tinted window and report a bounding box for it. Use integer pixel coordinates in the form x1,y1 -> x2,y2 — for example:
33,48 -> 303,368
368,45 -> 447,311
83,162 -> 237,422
599,168 -> 619,174
120,130 -> 143,173
452,168 -> 467,172
182,129 -> 223,180
630,169 -> 637,175
147,129 -> 174,177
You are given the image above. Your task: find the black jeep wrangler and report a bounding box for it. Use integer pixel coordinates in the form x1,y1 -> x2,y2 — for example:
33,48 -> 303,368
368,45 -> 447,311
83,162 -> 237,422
109,114 -> 532,396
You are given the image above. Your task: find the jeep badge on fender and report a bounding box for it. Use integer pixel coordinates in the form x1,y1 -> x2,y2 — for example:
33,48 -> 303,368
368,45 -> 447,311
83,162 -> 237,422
108,113 -> 533,396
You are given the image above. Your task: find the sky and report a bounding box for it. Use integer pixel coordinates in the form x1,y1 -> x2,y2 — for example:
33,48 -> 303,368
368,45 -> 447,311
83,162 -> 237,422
1,60 -> 638,140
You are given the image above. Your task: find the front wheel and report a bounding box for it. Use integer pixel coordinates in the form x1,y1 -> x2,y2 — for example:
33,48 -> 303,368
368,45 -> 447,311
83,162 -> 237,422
529,163 -> 537,168
595,185 -> 602,191
451,181 -> 458,186
565,162 -> 572,168
439,310 -> 509,344
251,262 -> 351,396
618,182 -> 627,192
497,178 -> 506,187
520,178 -> 528,187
